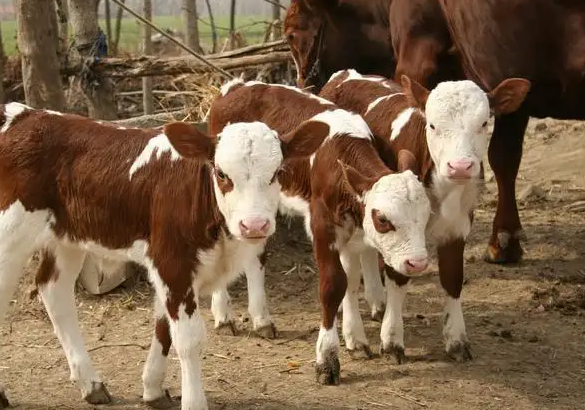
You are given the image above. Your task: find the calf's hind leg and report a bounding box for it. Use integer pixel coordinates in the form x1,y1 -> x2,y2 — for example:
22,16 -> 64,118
0,202 -> 54,408
37,246 -> 111,404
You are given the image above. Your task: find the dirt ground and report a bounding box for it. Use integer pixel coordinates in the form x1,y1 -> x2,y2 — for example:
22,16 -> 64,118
2,116 -> 585,410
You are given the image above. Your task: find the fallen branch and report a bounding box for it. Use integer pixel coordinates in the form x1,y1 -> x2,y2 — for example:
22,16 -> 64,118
385,389 -> 428,407
63,52 -> 292,78
113,110 -> 187,127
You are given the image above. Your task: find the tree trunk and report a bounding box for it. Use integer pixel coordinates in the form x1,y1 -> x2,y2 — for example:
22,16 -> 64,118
182,0 -> 202,54
142,0 -> 154,114
104,0 -> 112,52
16,0 -> 65,110
113,0 -> 125,55
271,0 -> 282,41
55,0 -> 69,60
229,0 -> 236,50
69,0 -> 117,120
205,0 -> 217,53
0,21 -> 5,103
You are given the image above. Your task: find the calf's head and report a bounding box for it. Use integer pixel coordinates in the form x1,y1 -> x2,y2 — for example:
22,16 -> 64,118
402,75 -> 531,182
165,120 -> 326,242
340,152 -> 431,275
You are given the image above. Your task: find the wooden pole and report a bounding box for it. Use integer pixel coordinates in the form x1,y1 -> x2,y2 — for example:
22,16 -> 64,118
142,0 -> 154,115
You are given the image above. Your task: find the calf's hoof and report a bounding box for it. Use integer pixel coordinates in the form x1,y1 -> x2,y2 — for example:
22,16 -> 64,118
0,390 -> 10,409
446,341 -> 473,363
347,343 -> 373,360
381,343 -> 406,365
484,231 -> 524,264
145,389 -> 178,409
254,322 -> 277,339
215,320 -> 237,336
315,353 -> 341,385
84,382 -> 112,405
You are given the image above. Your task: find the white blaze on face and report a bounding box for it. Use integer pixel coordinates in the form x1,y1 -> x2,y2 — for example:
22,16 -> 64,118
361,170 -> 431,275
424,80 -> 491,180
213,122 -> 283,240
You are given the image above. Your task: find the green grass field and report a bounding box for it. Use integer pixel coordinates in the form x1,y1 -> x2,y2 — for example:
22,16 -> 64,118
1,15 -> 269,56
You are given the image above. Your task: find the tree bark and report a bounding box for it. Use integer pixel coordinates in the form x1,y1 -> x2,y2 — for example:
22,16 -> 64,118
69,0 -> 118,119
55,0 -> 69,60
104,0 -> 112,52
0,21 -> 5,103
113,0 -> 125,55
142,0 -> 154,114
16,0 -> 65,110
182,0 -> 202,54
205,0 -> 217,53
271,0 -> 281,40
229,0 -> 236,50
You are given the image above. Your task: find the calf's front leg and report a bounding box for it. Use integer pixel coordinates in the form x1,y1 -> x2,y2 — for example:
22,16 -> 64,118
359,247 -> 386,321
438,238 -> 472,362
340,249 -> 372,359
244,249 -> 276,338
380,267 -> 410,364
155,268 -> 208,410
311,202 -> 347,386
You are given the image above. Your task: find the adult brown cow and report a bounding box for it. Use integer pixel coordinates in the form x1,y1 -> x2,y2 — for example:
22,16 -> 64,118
285,0 -> 585,264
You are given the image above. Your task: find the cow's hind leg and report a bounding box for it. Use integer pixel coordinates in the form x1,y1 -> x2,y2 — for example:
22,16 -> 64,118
485,111 -> 529,264
37,246 -> 111,404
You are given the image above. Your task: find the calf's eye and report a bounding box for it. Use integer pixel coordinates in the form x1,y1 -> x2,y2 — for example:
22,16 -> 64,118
216,168 -> 227,181
482,121 -> 488,128
429,124 -> 436,130
372,209 -> 396,234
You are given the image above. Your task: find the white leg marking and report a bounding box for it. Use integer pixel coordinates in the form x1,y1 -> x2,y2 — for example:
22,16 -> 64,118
315,318 -> 339,365
39,246 -> 103,400
210,287 -> 234,329
169,303 -> 208,410
380,279 -> 408,353
142,297 -> 170,402
339,250 -> 369,352
443,296 -> 468,351
359,247 -> 385,318
244,254 -> 272,331
0,201 -> 51,402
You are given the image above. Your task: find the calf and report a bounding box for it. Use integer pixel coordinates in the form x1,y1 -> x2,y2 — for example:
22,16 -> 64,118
206,79 -> 432,385
0,103 -> 323,410
319,69 -> 530,362
204,79 -> 389,337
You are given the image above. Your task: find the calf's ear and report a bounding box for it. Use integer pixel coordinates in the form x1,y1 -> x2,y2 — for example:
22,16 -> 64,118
401,75 -> 430,109
164,122 -> 215,160
397,149 -> 419,175
338,160 -> 378,197
280,120 -> 329,159
488,78 -> 531,115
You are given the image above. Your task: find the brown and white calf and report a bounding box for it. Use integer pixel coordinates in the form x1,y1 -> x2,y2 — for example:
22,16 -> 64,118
207,79 -> 432,385
0,102 -> 323,410
319,69 -> 530,362
205,79 -> 390,338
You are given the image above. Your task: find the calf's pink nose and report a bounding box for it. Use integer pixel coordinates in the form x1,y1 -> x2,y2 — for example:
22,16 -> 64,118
447,159 -> 474,178
239,218 -> 270,238
405,257 -> 429,273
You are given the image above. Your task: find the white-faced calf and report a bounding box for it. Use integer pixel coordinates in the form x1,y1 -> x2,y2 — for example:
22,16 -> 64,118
0,103 -> 322,410
207,79 -> 432,385
320,69 -> 530,363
